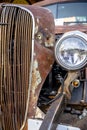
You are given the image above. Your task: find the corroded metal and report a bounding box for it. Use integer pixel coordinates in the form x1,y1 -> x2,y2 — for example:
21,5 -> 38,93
0,5 -> 34,130
39,94 -> 65,130
28,42 -> 54,118
23,4 -> 55,119
35,107 -> 45,119
34,0 -> 87,35
58,71 -> 80,99
33,0 -> 77,6
25,5 -> 55,47
55,24 -> 87,34
39,71 -> 80,130
0,4 -> 55,130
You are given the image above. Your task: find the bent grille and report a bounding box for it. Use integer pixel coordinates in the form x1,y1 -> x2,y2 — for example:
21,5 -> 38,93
0,5 -> 34,130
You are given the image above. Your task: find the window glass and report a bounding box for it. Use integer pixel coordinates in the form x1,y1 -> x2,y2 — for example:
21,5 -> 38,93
44,2 -> 87,26
44,4 -> 57,18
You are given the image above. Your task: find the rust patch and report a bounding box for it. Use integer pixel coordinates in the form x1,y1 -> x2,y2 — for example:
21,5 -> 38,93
35,20 -> 55,47
58,71 -> 80,99
35,107 -> 45,119
28,42 -> 54,118
55,25 -> 87,35
24,5 -> 55,47
21,6 -> 55,119
0,4 -> 55,130
31,59 -> 42,93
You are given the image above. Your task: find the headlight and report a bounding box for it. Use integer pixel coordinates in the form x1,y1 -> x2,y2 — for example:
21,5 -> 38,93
55,31 -> 87,70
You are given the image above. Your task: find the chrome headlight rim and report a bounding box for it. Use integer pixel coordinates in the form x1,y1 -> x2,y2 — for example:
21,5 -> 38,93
55,31 -> 87,70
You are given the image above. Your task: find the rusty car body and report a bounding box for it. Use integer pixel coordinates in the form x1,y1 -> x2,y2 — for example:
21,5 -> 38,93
33,0 -> 87,130
0,0 -> 87,130
0,3 -> 55,130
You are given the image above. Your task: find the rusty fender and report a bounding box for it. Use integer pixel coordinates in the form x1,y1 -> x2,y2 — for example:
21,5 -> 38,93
28,42 -> 55,118
22,5 -> 55,119
25,5 -> 55,47
0,4 -> 55,130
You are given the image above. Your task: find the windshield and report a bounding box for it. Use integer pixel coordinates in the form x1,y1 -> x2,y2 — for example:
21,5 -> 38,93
44,2 -> 87,26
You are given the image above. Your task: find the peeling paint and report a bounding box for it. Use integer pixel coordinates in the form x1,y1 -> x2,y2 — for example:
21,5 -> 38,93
35,107 -> 45,119
33,52 -> 36,56
36,18 -> 40,24
35,18 -> 40,34
45,42 -> 54,47
45,34 -> 55,47
28,42 -> 54,118
32,59 -> 42,93
35,25 -> 39,34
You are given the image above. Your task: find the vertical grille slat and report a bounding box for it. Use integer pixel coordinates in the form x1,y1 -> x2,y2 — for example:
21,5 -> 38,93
0,5 -> 34,130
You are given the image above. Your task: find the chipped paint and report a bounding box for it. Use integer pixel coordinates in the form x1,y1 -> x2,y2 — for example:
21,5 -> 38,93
35,107 -> 45,119
45,42 -> 54,47
28,5 -> 55,47
32,59 -> 42,93
0,4 -> 55,130
35,30 -> 55,47
35,18 -> 39,34
28,42 -> 54,118
36,18 -> 40,24
35,25 -> 39,34
45,33 -> 55,47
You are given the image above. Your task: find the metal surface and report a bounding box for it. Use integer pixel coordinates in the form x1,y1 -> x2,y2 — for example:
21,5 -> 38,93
83,68 -> 87,102
55,25 -> 87,34
39,71 -> 80,130
58,71 -> 80,99
28,119 -> 42,130
0,3 -> 55,130
39,94 -> 66,130
25,4 -> 55,47
23,4 -> 55,119
28,42 -> 54,118
33,0 -> 79,6
33,0 -> 87,35
57,124 -> 80,130
0,5 -> 35,130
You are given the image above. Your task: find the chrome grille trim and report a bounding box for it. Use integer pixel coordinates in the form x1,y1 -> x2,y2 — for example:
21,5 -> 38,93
0,5 -> 35,130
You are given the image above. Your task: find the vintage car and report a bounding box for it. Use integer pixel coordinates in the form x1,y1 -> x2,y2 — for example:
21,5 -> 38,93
0,0 -> 87,130
0,3 -> 55,130
33,0 -> 87,130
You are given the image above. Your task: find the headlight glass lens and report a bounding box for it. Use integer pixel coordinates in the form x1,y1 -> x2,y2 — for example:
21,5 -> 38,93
55,32 -> 87,70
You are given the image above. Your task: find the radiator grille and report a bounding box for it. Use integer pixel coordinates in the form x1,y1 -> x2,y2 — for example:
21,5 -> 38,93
0,5 -> 34,130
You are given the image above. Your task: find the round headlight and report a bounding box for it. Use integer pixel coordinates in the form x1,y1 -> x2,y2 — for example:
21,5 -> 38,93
55,31 -> 87,70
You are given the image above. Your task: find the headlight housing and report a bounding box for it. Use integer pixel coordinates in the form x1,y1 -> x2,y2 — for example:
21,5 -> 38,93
55,31 -> 87,70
